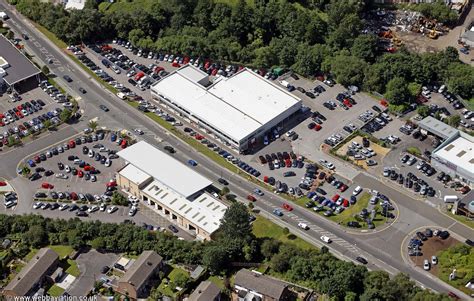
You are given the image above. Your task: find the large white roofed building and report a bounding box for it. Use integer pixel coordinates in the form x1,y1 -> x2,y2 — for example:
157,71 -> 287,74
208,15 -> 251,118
151,65 -> 302,153
116,141 -> 227,240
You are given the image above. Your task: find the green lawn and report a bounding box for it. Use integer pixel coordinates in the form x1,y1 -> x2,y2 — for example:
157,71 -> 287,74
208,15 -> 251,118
49,245 -> 73,259
208,275 -> 225,290
437,243 -> 474,294
64,259 -> 80,277
157,267 -> 189,297
35,23 -> 67,49
252,216 -> 315,250
47,284 -> 65,297
24,248 -> 38,262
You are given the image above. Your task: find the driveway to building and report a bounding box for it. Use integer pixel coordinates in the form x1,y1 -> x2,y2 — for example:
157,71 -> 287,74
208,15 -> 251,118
67,249 -> 119,296
1,2 -> 472,297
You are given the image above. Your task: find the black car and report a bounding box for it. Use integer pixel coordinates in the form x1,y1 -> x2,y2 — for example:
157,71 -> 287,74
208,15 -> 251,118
79,87 -> 87,94
305,91 -> 315,98
356,256 -> 368,264
316,187 -> 326,195
168,225 -> 179,233
439,230 -> 450,240
100,266 -> 110,274
372,106 -> 381,113
34,192 -> 47,198
416,231 -> 427,241
76,211 -> 88,217
29,173 -> 41,181
218,178 -> 229,185
45,170 -> 54,176
164,146 -> 175,153
50,203 -> 60,210
465,239 -> 474,247
63,75 -> 73,82
347,221 -> 360,228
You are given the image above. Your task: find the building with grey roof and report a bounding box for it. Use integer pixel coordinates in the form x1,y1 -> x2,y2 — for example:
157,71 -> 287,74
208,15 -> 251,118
234,269 -> 294,301
2,248 -> 59,297
116,250 -> 163,299
0,34 -> 41,88
188,280 -> 221,301
418,116 -> 458,140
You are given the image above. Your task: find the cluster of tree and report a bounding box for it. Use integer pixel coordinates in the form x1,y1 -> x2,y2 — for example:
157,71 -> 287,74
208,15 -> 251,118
404,0 -> 459,25
0,207 -> 454,300
12,0 -> 474,106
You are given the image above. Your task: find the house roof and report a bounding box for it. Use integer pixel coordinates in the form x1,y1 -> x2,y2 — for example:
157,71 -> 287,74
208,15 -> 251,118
119,251 -> 162,289
418,116 -> 458,140
234,269 -> 287,299
4,248 -> 58,296
188,281 -> 221,301
0,35 -> 41,86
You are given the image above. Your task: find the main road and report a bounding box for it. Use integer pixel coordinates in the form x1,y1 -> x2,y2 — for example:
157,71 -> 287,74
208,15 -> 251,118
1,2 -> 472,298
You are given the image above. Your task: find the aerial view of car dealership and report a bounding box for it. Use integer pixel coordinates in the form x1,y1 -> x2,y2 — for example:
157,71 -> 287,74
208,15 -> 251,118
0,0 -> 473,300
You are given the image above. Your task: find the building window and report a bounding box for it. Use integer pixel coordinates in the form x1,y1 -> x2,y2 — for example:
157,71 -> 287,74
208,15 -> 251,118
143,195 -> 148,201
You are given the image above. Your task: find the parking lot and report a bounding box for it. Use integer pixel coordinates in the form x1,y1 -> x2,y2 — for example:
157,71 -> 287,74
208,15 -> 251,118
0,85 -> 67,147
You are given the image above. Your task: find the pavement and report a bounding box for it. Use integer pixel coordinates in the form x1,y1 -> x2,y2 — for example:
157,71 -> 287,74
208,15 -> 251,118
0,2 -> 472,298
66,249 -> 119,296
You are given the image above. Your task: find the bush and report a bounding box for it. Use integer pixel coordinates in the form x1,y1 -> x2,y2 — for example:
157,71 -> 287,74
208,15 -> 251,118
407,147 -> 421,157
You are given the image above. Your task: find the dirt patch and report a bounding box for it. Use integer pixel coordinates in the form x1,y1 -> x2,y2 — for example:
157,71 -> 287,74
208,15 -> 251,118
409,235 -> 459,276
336,136 -> 391,170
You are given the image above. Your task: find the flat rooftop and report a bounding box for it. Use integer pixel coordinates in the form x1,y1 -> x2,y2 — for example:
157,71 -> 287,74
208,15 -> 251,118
118,163 -> 151,186
434,135 -> 474,169
142,180 -> 227,234
151,65 -> 301,142
117,141 -> 213,198
0,35 -> 41,85
418,116 -> 458,140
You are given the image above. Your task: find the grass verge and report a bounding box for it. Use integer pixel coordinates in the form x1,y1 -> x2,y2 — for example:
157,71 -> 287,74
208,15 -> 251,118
446,211 -> 474,229
158,267 -> 189,297
252,216 -> 315,250
35,23 -> 67,49
49,245 -> 73,259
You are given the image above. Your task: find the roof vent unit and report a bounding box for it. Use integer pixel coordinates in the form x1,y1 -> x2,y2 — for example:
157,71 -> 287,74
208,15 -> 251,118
0,56 -> 9,69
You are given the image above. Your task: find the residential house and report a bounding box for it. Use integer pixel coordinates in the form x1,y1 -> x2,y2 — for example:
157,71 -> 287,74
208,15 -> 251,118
188,280 -> 221,301
234,269 -> 294,301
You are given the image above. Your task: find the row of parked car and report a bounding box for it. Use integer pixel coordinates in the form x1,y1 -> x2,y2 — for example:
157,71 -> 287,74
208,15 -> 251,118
39,80 -> 68,103
0,98 -> 45,127
383,166 -> 436,197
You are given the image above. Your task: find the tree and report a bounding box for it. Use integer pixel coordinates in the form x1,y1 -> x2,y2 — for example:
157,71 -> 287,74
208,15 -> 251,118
202,245 -> 227,274
446,62 -> 474,99
88,120 -> 98,132
6,30 -> 14,40
90,237 -> 106,250
270,252 -> 290,273
351,34 -> 379,63
408,82 -> 422,98
59,108 -> 72,123
417,106 -> 430,118
447,115 -> 461,127
24,225 -> 47,248
219,186 -> 229,196
172,272 -> 189,289
384,77 -> 411,105
41,65 -> 50,75
219,202 -> 252,241
260,239 -> 280,259
111,191 -> 128,206
324,54 -> 367,87
43,119 -> 53,130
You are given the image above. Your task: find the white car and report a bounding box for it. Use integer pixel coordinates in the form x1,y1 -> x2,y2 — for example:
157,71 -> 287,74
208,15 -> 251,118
431,256 -> 438,265
298,222 -> 309,230
286,130 -> 295,137
423,259 -> 430,271
319,159 -> 335,170
87,205 -> 99,213
59,204 -> 69,211
91,175 -> 97,182
105,159 -> 111,167
107,206 -> 118,214
129,206 -> 137,216
99,203 -> 106,212
320,235 -> 332,243
33,202 -> 43,209
353,186 -> 362,196
134,128 -> 144,135
88,150 -> 95,158
65,165 -> 71,173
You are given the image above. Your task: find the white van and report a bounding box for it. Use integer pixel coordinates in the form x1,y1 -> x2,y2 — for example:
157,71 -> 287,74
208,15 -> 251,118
116,92 -> 126,100
279,80 -> 290,88
438,85 -> 446,93
353,186 -> 362,196
0,12 -> 8,20
443,195 -> 458,203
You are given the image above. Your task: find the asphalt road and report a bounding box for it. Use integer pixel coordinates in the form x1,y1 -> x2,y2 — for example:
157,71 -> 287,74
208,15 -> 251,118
1,2 -> 472,297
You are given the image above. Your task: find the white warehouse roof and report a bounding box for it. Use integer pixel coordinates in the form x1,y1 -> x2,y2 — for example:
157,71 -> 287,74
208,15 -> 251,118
118,141 -> 212,198
143,181 -> 227,235
151,65 -> 301,142
434,135 -> 474,169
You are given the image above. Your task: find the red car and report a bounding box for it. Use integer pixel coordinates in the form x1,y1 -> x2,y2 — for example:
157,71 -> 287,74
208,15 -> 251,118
339,184 -> 348,192
120,140 -> 127,149
211,68 -> 218,76
314,124 -> 322,131
343,199 -> 349,207
282,203 -> 293,211
332,194 -> 340,202
172,62 -> 181,68
107,180 -> 117,187
78,170 -> 84,178
247,195 -> 256,202
83,165 -> 92,171
285,159 -> 291,167
195,134 -> 204,140
70,192 -> 78,200
343,99 -> 352,107
204,61 -> 211,70
0,181 -> 7,186
41,182 -> 54,189
68,140 -> 76,148
33,156 -> 41,163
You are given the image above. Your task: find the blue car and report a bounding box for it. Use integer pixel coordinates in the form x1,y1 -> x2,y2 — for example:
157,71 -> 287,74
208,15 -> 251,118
111,133 -> 117,142
273,209 -> 283,216
188,159 -> 197,166
307,192 -> 316,199
27,159 -> 36,167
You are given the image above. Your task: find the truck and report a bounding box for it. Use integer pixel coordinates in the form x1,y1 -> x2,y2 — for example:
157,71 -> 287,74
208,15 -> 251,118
443,195 -> 458,203
0,12 -> 9,20
279,80 -> 290,88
